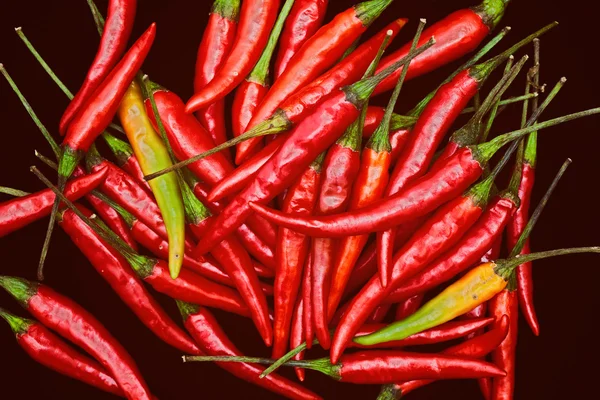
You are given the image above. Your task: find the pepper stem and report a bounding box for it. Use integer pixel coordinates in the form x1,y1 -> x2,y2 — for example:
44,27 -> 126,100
176,300 -> 200,320
86,0 -> 105,34
212,0 -> 241,21
377,384 -> 401,400
0,307 -> 33,335
525,38 -> 541,167
0,186 -> 29,197
0,276 -> 38,308
472,0 -> 511,30
247,0 -> 294,86
101,132 -> 135,167
480,56 -> 515,143
260,338 -> 320,378
355,0 -> 394,26
462,93 -> 537,114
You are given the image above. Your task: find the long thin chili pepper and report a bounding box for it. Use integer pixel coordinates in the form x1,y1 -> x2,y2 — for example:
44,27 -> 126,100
86,192 -> 138,251
232,0 -> 295,161
249,105 -> 598,238
272,154 -> 324,359
101,131 -> 153,194
274,0 -> 328,79
193,38 -> 435,256
290,296 -> 306,380
0,308 -> 124,397
185,0 -> 281,112
194,0 -> 240,157
186,350 -> 506,384
395,295 -> 424,320
58,204 -> 200,354
303,252 -> 314,348
177,302 -> 321,400
329,142 -> 515,363
378,315 -> 510,399
31,167 -> 253,317
145,20 -> 407,181
233,0 -> 395,163
119,78 -> 186,279
0,276 -> 154,399
354,160 -> 576,347
58,0 -> 137,134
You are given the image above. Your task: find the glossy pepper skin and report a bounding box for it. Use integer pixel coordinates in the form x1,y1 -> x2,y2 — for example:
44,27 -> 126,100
0,310 -> 123,397
101,132 -> 153,194
490,289 -> 518,400
395,295 -> 424,320
186,0 -> 281,112
0,277 -> 154,400
272,159 -> 322,359
0,167 -> 107,238
372,0 -> 509,95
232,0 -> 294,162
274,0 -> 329,79
59,206 -> 200,355
86,193 -> 138,251
290,296 -> 307,381
194,0 -> 240,159
59,23 -> 156,184
178,303 -> 322,400
331,188 -> 488,363
119,80 -> 186,278
144,86 -> 234,187
59,0 -> 137,134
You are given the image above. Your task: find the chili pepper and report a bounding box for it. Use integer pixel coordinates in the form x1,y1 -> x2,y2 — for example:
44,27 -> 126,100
274,0 -> 328,78
0,308 -> 123,397
193,38 -> 435,256
373,0 -> 510,96
290,296 -> 306,381
234,0 -> 395,163
395,295 -> 424,320
272,154 -> 324,359
194,0 -> 240,159
188,350 -> 506,384
146,20 -> 407,182
185,0 -> 281,112
101,131 -> 153,194
178,302 -> 322,400
0,167 -> 107,238
303,252 -> 314,348
330,145 -> 513,363
0,277 -> 154,399
376,22 -> 555,288
354,159 -> 579,347
59,0 -> 137,134
378,315 -> 510,399
59,204 -> 200,354
119,79 -> 186,279
249,104 -> 598,238
366,304 -> 392,323
232,0 -> 295,162
86,192 -> 138,251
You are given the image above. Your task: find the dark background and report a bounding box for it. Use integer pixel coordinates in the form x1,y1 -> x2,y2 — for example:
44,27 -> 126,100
0,0 -> 598,398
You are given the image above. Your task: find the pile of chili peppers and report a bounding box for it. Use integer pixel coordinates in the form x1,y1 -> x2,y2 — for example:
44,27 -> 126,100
1,0 -> 600,398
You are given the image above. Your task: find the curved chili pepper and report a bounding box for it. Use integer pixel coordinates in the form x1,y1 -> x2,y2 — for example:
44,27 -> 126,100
185,0 -> 280,112
0,309 -> 123,397
0,167 -> 107,238
194,0 -> 240,157
86,192 -> 138,251
0,277 -> 154,399
380,315 -> 510,399
248,106 -> 597,237
395,295 -> 424,320
194,38 -> 435,255
101,131 -> 153,194
489,289 -> 517,400
178,302 -> 322,400
120,79 -> 186,278
274,0 -> 328,79
290,296 -> 306,381
235,0 -> 395,163
59,205 -> 200,354
59,0 -> 137,134
232,0 -> 294,161
272,155 -> 323,359
303,252 -> 314,348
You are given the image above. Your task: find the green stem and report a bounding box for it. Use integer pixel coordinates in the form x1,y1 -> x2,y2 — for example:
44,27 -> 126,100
90,191 -> 137,228
101,131 -> 135,167
377,384 -> 401,400
355,0 -> 394,26
0,307 -> 33,335
472,0 -> 511,30
86,0 -> 105,34
480,56 -> 515,143
35,150 -> 58,170
509,158 -> 571,258
176,300 -> 200,320
247,0 -> 294,85
462,93 -> 537,114
212,0 -> 241,21
260,338 -> 319,378
0,186 -> 30,197
0,276 -> 38,308
525,38 -> 541,167
337,36 -> 362,64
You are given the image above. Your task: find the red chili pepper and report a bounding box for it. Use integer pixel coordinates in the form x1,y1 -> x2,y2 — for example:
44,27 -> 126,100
366,304 -> 392,323
59,23 -> 156,186
185,0 -> 281,112
178,302 -> 322,400
235,0 -> 395,163
0,166 -> 107,238
0,309 -> 123,397
0,277 -> 154,399
232,0 -> 294,161
194,38 -> 434,255
272,155 -> 323,359
194,0 -> 240,159
274,0 -> 328,79
59,0 -> 137,134
86,193 -> 138,251
380,315 -> 510,399
59,205 -> 200,355
290,296 -> 307,381
490,290 -> 518,400
395,295 -> 424,321
101,131 -> 153,194
303,252 -> 314,348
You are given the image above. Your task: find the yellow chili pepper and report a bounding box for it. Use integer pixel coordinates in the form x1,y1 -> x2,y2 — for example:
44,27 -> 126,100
118,80 -> 185,278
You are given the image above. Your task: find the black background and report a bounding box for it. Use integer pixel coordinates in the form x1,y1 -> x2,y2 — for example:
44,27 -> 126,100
1,0 -> 599,398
